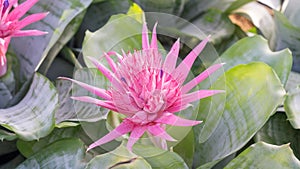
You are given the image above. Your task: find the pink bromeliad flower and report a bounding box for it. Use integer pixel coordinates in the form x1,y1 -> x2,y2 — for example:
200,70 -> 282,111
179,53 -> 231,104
0,0 -> 48,77
61,23 -> 224,151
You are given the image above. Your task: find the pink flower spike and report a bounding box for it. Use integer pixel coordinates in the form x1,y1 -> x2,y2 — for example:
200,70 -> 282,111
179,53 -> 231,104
182,63 -> 225,93
104,52 -> 117,73
17,12 -> 49,30
150,22 -> 158,49
163,38 -> 180,73
155,113 -> 202,126
180,90 -> 225,105
87,56 -> 114,82
71,96 -> 117,111
58,77 -> 111,100
172,36 -> 210,84
127,126 -> 147,151
7,0 -> 39,21
12,30 -> 48,37
147,124 -> 176,141
142,23 -> 150,49
87,119 -> 135,151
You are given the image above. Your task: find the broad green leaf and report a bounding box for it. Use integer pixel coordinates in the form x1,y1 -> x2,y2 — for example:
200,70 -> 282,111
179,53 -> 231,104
220,35 -> 292,85
273,11 -> 300,72
284,87 -> 300,129
16,139 -> 86,169
80,119 -> 120,154
282,0 -> 300,27
55,80 -> 77,124
76,0 -> 131,42
127,3 -> 144,23
225,0 -> 255,13
0,73 -> 57,141
17,126 -> 81,158
85,144 -> 151,169
133,143 -> 189,169
72,68 -> 110,122
11,0 -> 92,79
225,142 -> 300,169
82,14 -> 143,68
255,112 -> 300,160
194,63 -> 286,168
173,130 -> 195,168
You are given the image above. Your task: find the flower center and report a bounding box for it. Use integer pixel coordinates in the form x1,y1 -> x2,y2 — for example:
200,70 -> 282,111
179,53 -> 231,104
111,50 -> 181,124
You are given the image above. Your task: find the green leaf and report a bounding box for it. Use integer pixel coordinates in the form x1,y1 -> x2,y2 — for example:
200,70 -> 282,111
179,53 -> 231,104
284,87 -> 300,129
173,130 -> 195,168
16,139 -> 86,169
225,0 -> 255,13
273,11 -> 300,72
133,144 -> 189,169
282,0 -> 300,27
127,3 -> 144,23
225,142 -> 300,169
220,35 -> 292,85
85,144 -> 151,169
194,62 -> 286,168
11,0 -> 93,78
17,126 -> 81,158
55,80 -> 77,124
72,68 -> 110,122
255,112 -> 300,160
82,14 -> 143,68
0,73 -> 57,141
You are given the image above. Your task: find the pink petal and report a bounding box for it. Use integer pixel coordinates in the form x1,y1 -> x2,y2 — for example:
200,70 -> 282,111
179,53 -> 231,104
147,124 -> 176,141
58,77 -> 111,100
17,12 -> 48,30
11,30 -> 48,37
181,63 -> 225,93
142,23 -> 149,50
104,52 -> 117,73
71,96 -> 117,111
8,0 -> 39,21
87,56 -> 124,92
171,36 -> 210,84
150,22 -> 158,49
106,51 -> 123,61
167,104 -> 192,113
163,38 -> 180,73
180,90 -> 225,104
87,56 -> 114,81
127,125 -> 147,151
155,113 -> 201,126
87,119 -> 134,151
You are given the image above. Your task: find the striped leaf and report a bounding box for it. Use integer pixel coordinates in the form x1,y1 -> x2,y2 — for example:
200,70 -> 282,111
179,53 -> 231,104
0,73 -> 57,141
